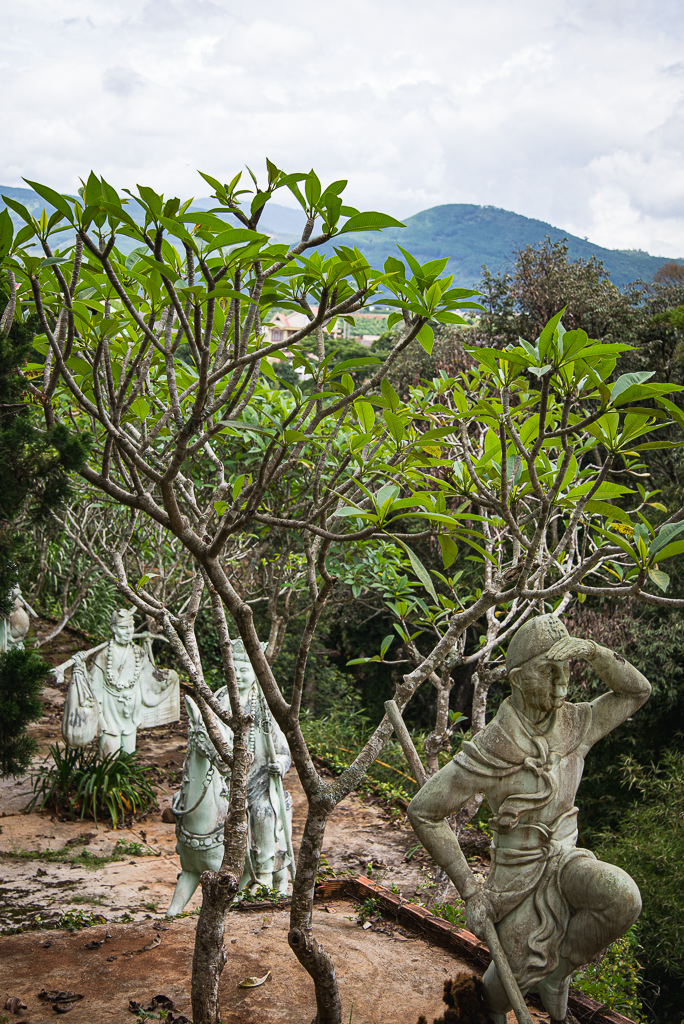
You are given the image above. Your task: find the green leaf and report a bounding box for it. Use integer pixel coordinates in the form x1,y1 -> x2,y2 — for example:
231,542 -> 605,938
417,323 -> 434,354
333,504 -> 366,517
380,634 -> 395,658
630,440 -> 684,451
330,356 -> 381,375
438,534 -> 458,568
354,400 -> 375,432
394,539 -> 439,603
197,170 -> 225,194
610,371 -> 655,404
648,520 -> 684,559
649,540 -> 684,562
136,572 -> 162,590
283,428 -> 309,444
129,397 -> 150,420
381,377 -> 400,411
260,357 -> 277,382
384,409 -> 405,443
22,178 -> 74,222
338,211 -> 405,234
2,195 -> 33,227
375,483 -> 400,508
232,475 -> 246,501
0,207 -> 13,258
583,500 -> 632,525
214,500 -> 228,516
13,224 -> 35,248
592,525 -> 639,563
648,567 -> 670,592
396,245 -> 422,279
537,308 -> 566,358
136,185 -> 163,218
208,228 -> 268,250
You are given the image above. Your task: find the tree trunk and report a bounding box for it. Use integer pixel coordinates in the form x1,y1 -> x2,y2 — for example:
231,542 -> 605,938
424,667 -> 454,775
191,872 -> 239,1024
470,669 -> 490,735
288,798 -> 341,1024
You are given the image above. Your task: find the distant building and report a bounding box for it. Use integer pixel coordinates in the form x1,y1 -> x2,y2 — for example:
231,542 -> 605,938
262,310 -> 312,346
262,309 -> 385,354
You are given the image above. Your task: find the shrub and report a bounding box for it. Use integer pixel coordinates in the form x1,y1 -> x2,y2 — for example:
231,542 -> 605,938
572,926 -> 644,1022
594,752 -> 684,1020
0,648 -> 48,776
27,744 -> 157,826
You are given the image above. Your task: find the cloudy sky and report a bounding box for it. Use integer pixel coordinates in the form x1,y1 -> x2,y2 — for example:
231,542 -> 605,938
2,0 -> 684,255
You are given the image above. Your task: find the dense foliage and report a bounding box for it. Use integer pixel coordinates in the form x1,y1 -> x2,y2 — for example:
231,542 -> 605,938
594,755 -> 684,1021
0,648 -> 48,776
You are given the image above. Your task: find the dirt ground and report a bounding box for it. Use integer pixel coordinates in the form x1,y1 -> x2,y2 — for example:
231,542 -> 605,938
0,629 -> 539,1024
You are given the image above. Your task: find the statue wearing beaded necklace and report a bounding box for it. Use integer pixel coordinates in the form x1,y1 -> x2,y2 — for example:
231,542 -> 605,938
82,608 -> 179,756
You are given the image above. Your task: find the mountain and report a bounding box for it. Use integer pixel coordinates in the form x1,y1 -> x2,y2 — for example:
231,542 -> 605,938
336,204 -> 684,289
2,185 -> 681,287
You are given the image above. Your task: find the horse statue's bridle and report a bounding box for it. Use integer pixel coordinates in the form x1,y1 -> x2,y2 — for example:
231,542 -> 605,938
171,714 -> 231,823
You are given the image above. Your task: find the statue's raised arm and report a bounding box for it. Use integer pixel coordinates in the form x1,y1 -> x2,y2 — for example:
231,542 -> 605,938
543,635 -> 650,755
408,614 -> 650,1024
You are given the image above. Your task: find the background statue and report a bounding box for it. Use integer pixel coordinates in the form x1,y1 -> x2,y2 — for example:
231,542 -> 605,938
167,639 -> 293,916
0,585 -> 34,652
61,607 -> 179,755
408,614 -> 651,1024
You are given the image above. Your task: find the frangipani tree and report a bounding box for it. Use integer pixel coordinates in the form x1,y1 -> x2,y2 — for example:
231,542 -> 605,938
0,165 -> 482,1024
343,310 -> 684,763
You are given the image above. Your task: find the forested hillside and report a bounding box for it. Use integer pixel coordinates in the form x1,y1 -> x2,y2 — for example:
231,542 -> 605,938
338,203 -> 684,288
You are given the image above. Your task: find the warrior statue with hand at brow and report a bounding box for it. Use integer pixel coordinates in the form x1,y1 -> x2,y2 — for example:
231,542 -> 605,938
408,614 -> 650,1024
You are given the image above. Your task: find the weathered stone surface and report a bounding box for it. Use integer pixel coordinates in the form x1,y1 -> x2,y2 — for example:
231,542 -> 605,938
408,615 -> 651,1024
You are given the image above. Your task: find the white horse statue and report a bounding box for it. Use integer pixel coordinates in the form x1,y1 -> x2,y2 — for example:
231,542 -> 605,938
167,686 -> 293,917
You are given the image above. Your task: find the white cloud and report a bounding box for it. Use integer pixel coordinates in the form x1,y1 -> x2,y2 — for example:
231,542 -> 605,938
2,0 -> 684,254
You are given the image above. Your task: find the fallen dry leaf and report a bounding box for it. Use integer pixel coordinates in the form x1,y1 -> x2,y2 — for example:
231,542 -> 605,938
38,991 -> 83,1004
238,972 -> 271,989
4,996 -> 27,1013
149,995 -> 175,1011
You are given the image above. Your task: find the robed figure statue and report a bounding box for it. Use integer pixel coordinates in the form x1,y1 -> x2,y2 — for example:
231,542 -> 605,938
62,607 -> 179,755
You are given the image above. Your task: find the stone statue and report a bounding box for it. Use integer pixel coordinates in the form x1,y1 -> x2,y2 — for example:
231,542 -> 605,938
0,586 -> 32,652
61,608 -> 179,756
407,614 -> 651,1024
167,639 -> 293,916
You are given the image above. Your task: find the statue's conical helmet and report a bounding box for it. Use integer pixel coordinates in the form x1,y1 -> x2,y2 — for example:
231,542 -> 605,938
506,614 -> 569,673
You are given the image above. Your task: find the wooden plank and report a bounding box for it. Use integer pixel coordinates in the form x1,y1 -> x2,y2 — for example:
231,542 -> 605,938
316,876 -> 637,1024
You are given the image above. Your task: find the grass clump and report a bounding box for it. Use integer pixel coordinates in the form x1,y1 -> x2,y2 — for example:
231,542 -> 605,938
59,907 -> 107,931
27,743 -> 157,826
0,847 -> 120,869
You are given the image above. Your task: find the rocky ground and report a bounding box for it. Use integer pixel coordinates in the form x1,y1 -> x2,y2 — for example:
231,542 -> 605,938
0,623 -> 543,1024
